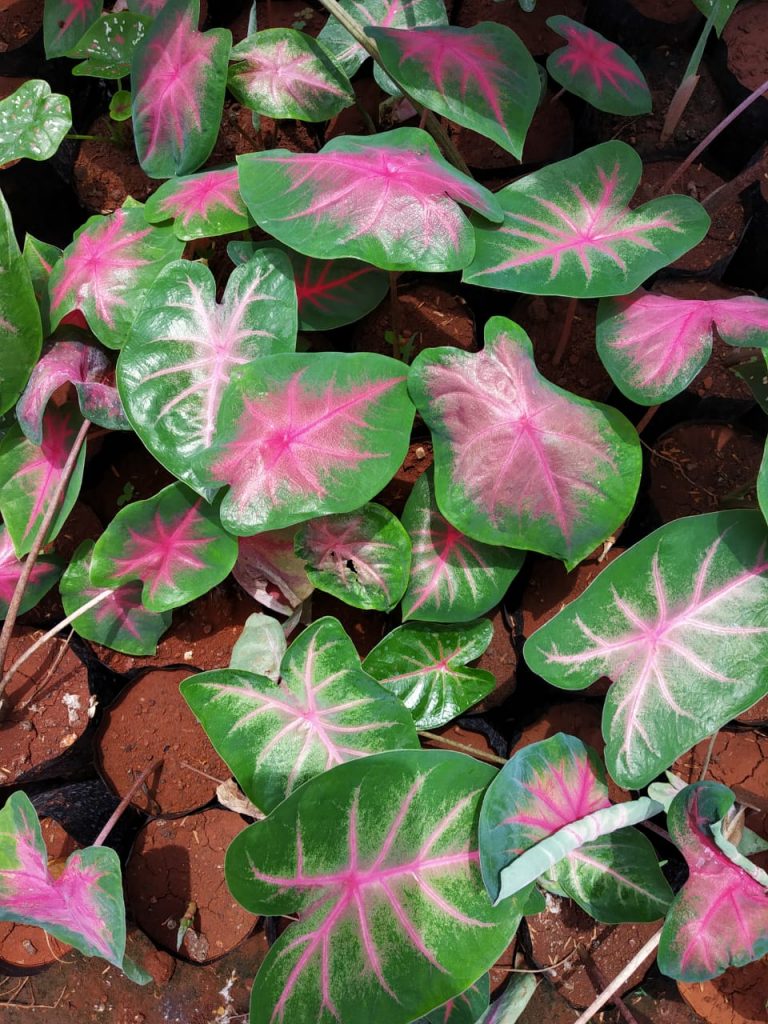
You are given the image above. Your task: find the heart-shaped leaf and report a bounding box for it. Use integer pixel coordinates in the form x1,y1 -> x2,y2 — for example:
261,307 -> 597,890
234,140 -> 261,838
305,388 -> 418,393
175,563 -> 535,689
17,334 -> 129,445
233,527 -> 314,615
23,234 -> 62,338
43,0 -> 102,58
60,540 -> 171,654
117,250 -> 296,495
658,782 -> 768,980
409,317 -> 641,566
524,510 -> 768,788
49,206 -> 184,350
229,612 -> 287,682
546,17 -> 651,115
0,80 -> 71,166
89,482 -> 237,612
401,468 -> 523,623
229,240 -> 390,332
597,288 -> 768,405
229,28 -> 355,122
225,749 -> 527,1024
368,24 -> 540,159
144,166 -> 253,240
195,351 -> 415,534
0,525 -> 62,618
463,142 -> 710,298
131,0 -> 231,178
480,734 -> 672,920
237,128 -> 503,273
0,405 -> 86,558
417,975 -> 490,1024
295,503 -> 411,611
69,11 -> 150,78
362,619 -> 495,729
181,616 -> 419,812
0,195 -> 42,416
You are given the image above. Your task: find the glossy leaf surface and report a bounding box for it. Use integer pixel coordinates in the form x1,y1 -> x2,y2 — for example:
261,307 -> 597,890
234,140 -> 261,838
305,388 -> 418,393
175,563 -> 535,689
0,525 -> 61,618
237,129 -> 503,273
233,527 -> 314,616
118,250 -> 296,495
69,12 -> 150,78
226,749 -> 526,1024
144,166 -> 252,240
409,318 -> 641,565
362,619 -> 494,729
181,616 -> 419,812
0,194 -> 42,415
401,469 -> 523,622
525,511 -> 768,788
44,0 -> 102,58
464,142 -> 709,297
0,80 -> 71,165
295,503 -> 411,611
369,24 -> 539,159
22,234 -> 61,338
418,976 -> 490,1024
196,351 -> 414,534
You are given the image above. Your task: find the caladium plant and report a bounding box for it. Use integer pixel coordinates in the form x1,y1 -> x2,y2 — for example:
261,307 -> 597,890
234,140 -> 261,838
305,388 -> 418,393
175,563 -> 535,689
144,166 -> 253,241
67,11 -> 150,78
43,0 -> 103,59
0,81 -> 71,167
415,975 -> 490,1024
0,526 -> 62,618
233,527 -> 314,616
0,193 -> 43,416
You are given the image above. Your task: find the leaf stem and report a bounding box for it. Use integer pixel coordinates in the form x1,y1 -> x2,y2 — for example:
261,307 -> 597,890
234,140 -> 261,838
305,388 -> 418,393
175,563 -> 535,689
571,929 -> 661,1024
388,271 -> 402,360
552,297 -> 577,366
419,730 -> 507,766
93,761 -> 160,847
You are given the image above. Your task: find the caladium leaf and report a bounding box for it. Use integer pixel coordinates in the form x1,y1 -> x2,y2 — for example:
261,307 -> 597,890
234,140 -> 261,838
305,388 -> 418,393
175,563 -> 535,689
233,527 -> 314,616
195,351 -> 415,534
229,612 -> 287,682
127,0 -> 167,14
131,0 -> 231,178
17,335 -> 129,445
0,195 -> 42,416
478,975 -> 537,1024
596,288 -> 768,405
545,18 -> 651,116
69,12 -> 150,78
144,166 -> 253,241
181,616 -> 419,812
368,24 -> 540,159
409,317 -> 641,566
0,405 -> 86,558
60,540 -> 171,655
463,142 -> 710,298
401,469 -> 523,623
117,250 -> 296,495
43,0 -> 102,58
479,734 -> 671,919
237,129 -> 503,274
362,619 -> 495,729
658,782 -> 768,980
89,482 -> 238,613
225,749 -> 527,1024
229,28 -> 355,122
295,503 -> 411,611
417,975 -> 490,1024
0,80 -> 71,166
229,240 -> 390,332
23,235 -> 61,338
524,510 -> 768,789
49,206 -> 184,351
0,525 -> 62,618
692,0 -> 739,35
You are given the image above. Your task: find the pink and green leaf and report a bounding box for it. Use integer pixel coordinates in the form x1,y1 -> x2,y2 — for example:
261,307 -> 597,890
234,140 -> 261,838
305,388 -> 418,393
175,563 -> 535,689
658,782 -> 768,980
401,468 -> 523,623
68,11 -> 150,78
463,142 -> 710,298
144,166 -> 253,240
0,194 -> 43,416
546,18 -> 651,116
23,234 -> 62,338
524,510 -> 768,789
597,288 -> 768,405
237,128 -> 503,274
0,525 -> 62,619
181,616 -> 419,812
60,540 -> 171,655
17,334 -> 129,445
368,24 -> 540,159
195,351 -> 415,535
229,28 -> 355,122
418,975 -> 490,1024
0,80 -> 71,165
0,405 -> 86,558
49,206 -> 184,350
131,0 -> 231,178
117,250 -> 296,496
89,482 -> 238,613
362,619 -> 495,729
225,749 -> 526,1024
233,527 -> 314,616
479,734 -> 672,920
408,317 -> 641,566
295,502 -> 411,611
43,0 -> 103,59
127,0 -> 167,15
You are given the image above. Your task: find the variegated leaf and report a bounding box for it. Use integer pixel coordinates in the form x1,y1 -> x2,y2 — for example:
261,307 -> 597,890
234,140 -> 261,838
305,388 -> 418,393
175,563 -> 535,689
0,525 -> 62,618
417,975 -> 490,1024
23,234 -> 61,339
43,0 -> 102,58
0,80 -> 71,166
408,317 -> 641,566
68,11 -> 150,78
144,166 -> 253,240
233,527 -> 314,616
478,975 -> 537,1024
524,511 -> 768,788
181,616 -> 419,812
0,194 -> 42,416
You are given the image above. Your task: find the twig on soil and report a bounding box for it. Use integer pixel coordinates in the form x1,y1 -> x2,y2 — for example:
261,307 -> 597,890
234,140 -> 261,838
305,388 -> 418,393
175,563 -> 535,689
0,982 -> 67,1010
389,272 -> 403,360
576,944 -> 641,1024
571,929 -> 661,1024
419,730 -> 507,765
93,761 -> 161,847
180,761 -> 226,785
16,631 -> 73,713
698,730 -> 719,781
497,948 -> 580,974
640,439 -> 718,499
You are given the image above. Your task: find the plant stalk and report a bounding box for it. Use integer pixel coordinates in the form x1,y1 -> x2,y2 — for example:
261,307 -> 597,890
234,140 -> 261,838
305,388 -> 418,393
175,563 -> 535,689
419,730 -> 507,766
660,0 -> 720,143
552,298 -> 578,366
571,930 -> 662,1024
389,271 -> 402,360
93,761 -> 160,847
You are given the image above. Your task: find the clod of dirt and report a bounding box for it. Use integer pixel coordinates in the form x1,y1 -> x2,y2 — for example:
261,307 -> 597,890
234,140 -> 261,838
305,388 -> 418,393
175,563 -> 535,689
355,283 -> 476,360
96,668 -> 230,816
0,0 -> 42,52
625,977 -> 708,1023
471,608 -> 518,712
125,809 -> 256,964
374,440 -> 434,518
724,2 -> 768,94
678,958 -> 768,1024
73,117 -> 157,215
735,695 -> 768,727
